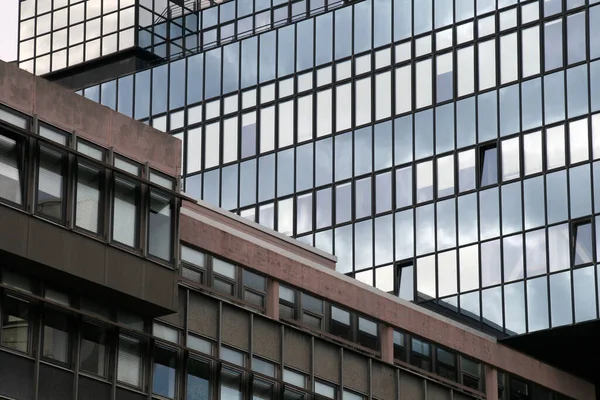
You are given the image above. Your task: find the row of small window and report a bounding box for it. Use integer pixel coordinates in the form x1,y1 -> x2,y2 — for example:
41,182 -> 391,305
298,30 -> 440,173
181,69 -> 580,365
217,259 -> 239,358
19,0 -> 133,21
221,197 -> 600,280
180,245 -> 269,309
20,29 -> 136,75
92,63 -> 600,183
392,330 -> 483,391
278,284 -> 380,352
413,218 -> 598,300
180,116 -> 599,221
19,5 -> 135,44
0,106 -> 177,263
497,373 -> 573,400
416,263 -> 600,335
79,0 -> 600,120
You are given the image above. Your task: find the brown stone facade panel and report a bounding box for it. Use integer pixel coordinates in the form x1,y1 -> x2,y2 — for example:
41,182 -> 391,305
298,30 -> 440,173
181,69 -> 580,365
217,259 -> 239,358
0,61 -> 181,176
180,212 -> 594,400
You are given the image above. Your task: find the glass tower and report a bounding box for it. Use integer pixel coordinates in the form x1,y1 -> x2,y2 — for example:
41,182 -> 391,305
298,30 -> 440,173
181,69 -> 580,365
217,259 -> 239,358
18,0 -> 600,341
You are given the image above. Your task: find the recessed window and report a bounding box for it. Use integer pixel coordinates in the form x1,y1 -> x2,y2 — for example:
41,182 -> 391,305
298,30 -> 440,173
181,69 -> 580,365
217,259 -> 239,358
80,323 -> 108,377
301,293 -> 323,329
461,357 -> 481,390
212,258 -> 236,295
112,176 -> 139,248
37,145 -> 66,222
279,285 -> 296,319
315,380 -> 336,399
572,221 -> 593,266
0,134 -> 24,205
410,337 -> 431,371
358,317 -> 378,350
117,335 -> 143,387
393,330 -> 406,361
436,347 -> 456,381
252,356 -> 275,377
330,305 -> 351,340
75,163 -> 102,234
479,145 -> 498,187
187,357 -> 210,400
243,269 -> 266,308
153,346 -> 177,398
148,189 -> 173,261
42,309 -> 71,365
1,295 -> 30,353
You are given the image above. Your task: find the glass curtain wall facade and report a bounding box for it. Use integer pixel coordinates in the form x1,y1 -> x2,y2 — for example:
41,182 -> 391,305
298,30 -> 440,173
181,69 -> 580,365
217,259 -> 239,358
69,0 -> 600,337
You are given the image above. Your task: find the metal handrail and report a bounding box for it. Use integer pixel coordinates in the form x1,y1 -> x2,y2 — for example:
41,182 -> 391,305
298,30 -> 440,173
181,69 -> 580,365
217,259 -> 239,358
153,0 -> 220,24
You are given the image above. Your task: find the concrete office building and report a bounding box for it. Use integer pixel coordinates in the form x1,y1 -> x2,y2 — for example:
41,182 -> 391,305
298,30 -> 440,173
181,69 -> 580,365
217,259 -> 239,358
14,0 -> 600,394
0,56 -> 593,400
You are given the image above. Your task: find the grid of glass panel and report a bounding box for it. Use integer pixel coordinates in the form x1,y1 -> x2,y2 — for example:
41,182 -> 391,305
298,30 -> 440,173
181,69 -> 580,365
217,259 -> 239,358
18,0 -> 137,74
75,0 -> 600,336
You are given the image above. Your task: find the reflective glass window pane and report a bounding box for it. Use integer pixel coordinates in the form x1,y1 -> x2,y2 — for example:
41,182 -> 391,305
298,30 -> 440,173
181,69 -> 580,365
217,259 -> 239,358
457,98 -> 476,148
504,234 -> 524,282
567,12 -> 586,64
478,39 -> 496,90
545,171 -> 568,226
417,255 -> 436,300
574,266 -> 597,323
395,210 -> 414,260
459,245 -> 479,292
481,239 -> 501,287
479,188 -> 499,240
416,204 -> 435,255
438,250 -> 457,297
502,182 -> 522,235
567,65 -> 589,118
524,177 -> 545,230
549,224 -> 570,272
522,26 -> 540,78
504,282 -> 526,335
546,125 -> 566,170
545,20 -> 563,71
482,287 -> 503,330
544,71 -> 565,125
550,271 -> 573,327
527,277 -> 549,332
524,131 -> 543,175
570,164 -> 591,218
415,110 -> 433,159
526,229 -> 547,277
394,116 -> 412,165
458,194 -> 477,245
437,198 -> 456,250
478,91 -> 497,142
522,78 -> 543,131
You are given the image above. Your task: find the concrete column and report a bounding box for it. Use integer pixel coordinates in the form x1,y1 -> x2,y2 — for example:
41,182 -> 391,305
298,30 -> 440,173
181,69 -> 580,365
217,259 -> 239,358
266,279 -> 280,320
380,324 -> 394,364
485,365 -> 499,400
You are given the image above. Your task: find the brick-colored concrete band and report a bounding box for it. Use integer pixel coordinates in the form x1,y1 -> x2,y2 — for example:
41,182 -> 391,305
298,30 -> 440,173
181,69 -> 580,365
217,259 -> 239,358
180,208 -> 594,400
0,61 -> 181,177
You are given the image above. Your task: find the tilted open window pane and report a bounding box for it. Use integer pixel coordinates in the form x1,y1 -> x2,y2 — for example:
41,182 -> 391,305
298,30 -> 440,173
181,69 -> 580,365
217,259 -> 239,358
37,145 -> 66,222
573,221 -> 594,266
0,134 -> 22,205
148,189 -> 172,261
113,176 -> 139,248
